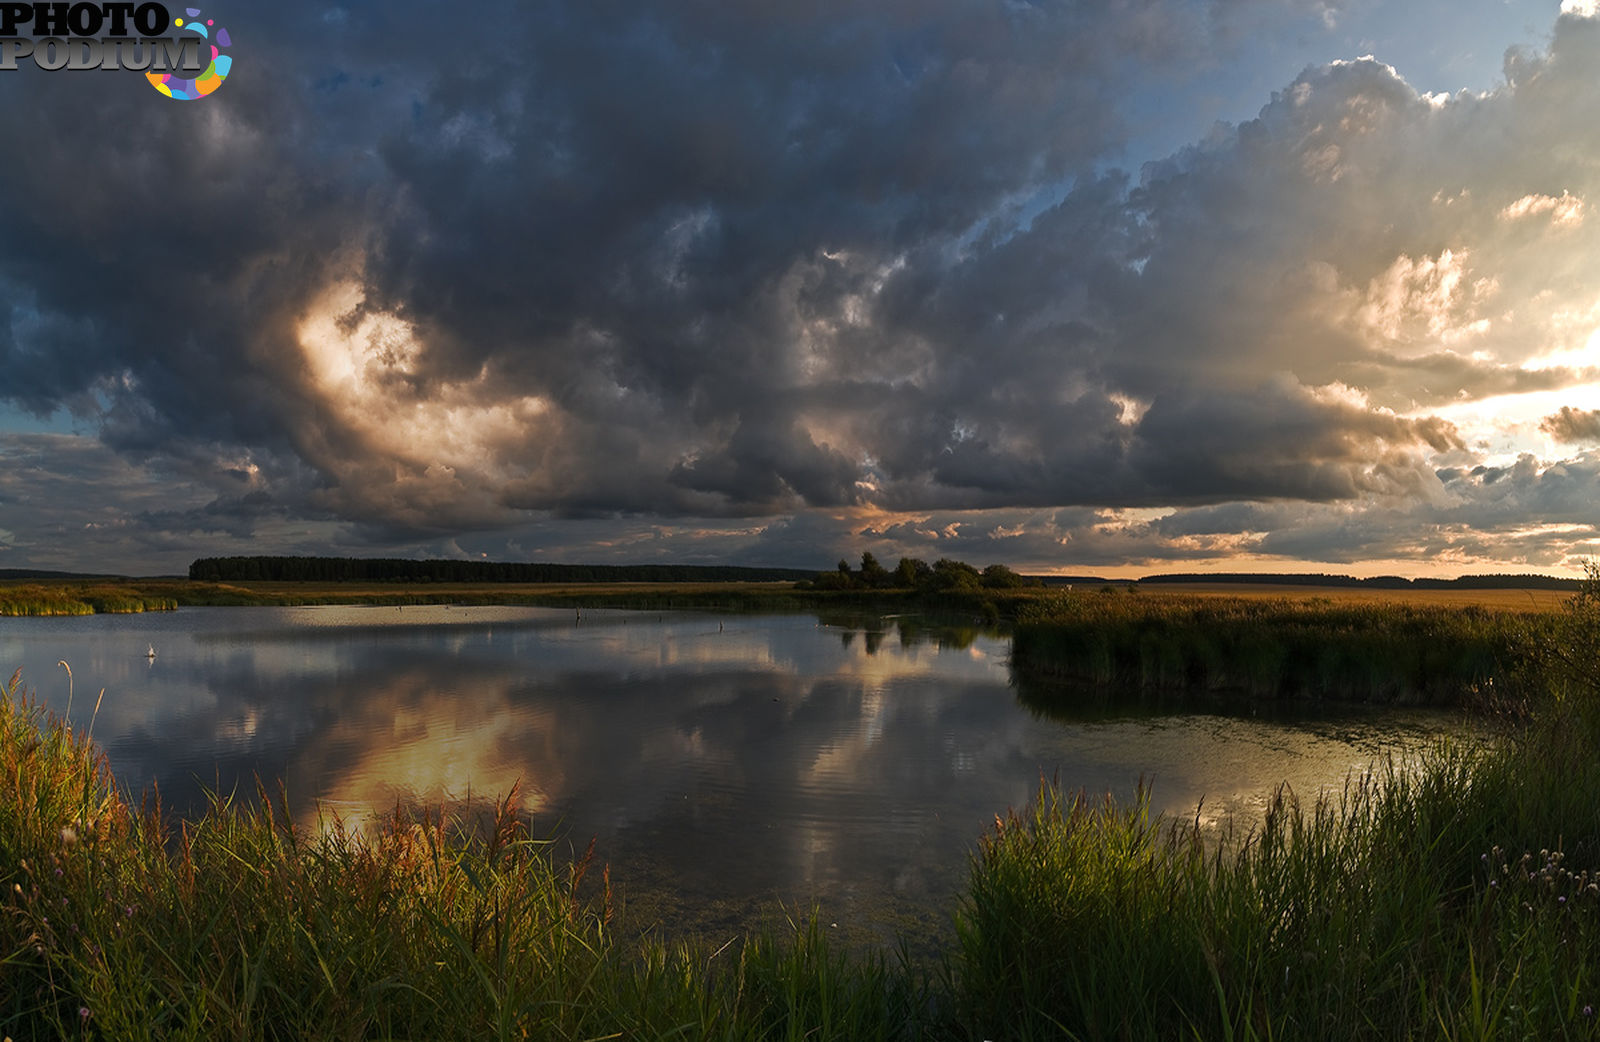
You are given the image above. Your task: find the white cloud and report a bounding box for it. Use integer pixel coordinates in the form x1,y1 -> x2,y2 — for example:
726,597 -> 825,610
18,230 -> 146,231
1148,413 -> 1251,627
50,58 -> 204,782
1500,191 -> 1585,225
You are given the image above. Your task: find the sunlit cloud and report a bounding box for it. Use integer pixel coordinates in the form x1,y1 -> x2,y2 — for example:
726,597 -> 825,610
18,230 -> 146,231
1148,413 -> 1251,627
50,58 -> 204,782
293,277 -> 562,527
1501,191 -> 1586,226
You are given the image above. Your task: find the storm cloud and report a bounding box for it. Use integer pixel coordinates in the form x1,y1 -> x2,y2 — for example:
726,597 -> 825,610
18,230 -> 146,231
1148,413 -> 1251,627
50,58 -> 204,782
3,0 -> 1600,575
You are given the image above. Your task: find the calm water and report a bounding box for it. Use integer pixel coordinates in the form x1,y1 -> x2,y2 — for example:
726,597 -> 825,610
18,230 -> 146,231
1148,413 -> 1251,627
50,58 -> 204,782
1,605 -> 1475,944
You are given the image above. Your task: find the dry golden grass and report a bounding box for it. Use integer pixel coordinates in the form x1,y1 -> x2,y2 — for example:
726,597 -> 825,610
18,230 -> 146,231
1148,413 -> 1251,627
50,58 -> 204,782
1135,582 -> 1568,611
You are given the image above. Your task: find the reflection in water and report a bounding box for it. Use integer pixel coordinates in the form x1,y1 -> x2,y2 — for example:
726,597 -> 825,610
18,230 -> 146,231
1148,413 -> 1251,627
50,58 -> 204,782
1,606 -> 1475,945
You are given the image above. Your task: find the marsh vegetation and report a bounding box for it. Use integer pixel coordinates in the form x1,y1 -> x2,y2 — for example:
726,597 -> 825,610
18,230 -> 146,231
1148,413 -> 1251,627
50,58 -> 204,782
1010,592 -> 1552,710
0,584 -> 179,617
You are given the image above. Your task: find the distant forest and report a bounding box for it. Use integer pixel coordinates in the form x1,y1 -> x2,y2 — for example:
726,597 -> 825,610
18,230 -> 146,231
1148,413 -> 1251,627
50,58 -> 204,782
187,556 -> 816,584
0,568 -> 119,580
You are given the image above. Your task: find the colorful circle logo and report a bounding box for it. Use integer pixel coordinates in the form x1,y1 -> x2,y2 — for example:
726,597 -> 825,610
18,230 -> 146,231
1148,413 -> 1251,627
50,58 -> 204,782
147,7 -> 231,100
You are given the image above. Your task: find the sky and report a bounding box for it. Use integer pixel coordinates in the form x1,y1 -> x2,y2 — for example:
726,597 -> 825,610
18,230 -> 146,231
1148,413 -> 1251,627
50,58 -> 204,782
4,0 -> 1600,578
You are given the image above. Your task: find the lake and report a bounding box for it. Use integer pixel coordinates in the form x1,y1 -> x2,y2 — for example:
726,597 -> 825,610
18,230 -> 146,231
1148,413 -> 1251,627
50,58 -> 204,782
1,604 -> 1475,946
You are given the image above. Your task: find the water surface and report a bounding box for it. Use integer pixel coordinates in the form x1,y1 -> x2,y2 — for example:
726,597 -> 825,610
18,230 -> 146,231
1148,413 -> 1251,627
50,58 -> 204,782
2,605 -> 1474,944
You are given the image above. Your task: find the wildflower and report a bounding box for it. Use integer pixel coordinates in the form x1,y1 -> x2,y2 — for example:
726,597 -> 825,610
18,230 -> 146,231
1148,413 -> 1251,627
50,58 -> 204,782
60,826 -> 76,848
78,1007 -> 89,1021
1586,1005 -> 1595,1017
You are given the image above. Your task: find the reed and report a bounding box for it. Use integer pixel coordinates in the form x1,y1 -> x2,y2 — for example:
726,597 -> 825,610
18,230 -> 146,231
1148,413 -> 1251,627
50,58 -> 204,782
0,583 -> 179,616
953,722 -> 1600,1039
1011,593 -> 1553,710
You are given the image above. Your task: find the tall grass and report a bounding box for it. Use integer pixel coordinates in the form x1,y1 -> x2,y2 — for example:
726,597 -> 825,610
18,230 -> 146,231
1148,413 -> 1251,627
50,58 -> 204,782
0,584 -> 179,616
1011,593 -> 1552,709
954,721 -> 1600,1040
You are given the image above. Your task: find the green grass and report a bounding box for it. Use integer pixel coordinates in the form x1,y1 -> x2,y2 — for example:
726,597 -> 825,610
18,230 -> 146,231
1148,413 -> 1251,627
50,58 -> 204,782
8,580 -> 1600,1039
953,713 -> 1600,1041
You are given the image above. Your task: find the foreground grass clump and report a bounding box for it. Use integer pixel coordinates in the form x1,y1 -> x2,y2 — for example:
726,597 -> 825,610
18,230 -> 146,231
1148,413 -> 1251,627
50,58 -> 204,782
955,737 -> 1600,1040
1011,592 -> 1552,708
0,675 -> 923,1041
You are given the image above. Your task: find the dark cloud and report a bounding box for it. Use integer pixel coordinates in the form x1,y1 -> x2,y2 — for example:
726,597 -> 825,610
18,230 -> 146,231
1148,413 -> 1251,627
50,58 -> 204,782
2,2 -> 1599,573
1540,406 -> 1600,443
